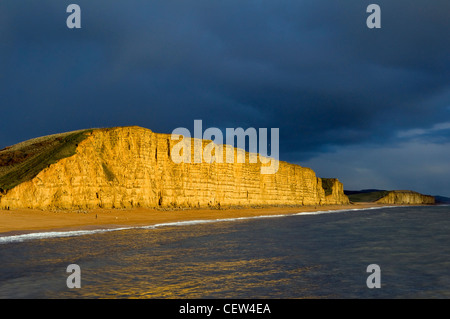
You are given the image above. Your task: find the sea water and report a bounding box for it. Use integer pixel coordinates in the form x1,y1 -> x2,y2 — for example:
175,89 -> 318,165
0,206 -> 449,298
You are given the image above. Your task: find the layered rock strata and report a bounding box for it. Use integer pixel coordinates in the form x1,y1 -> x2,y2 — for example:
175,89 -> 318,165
0,126 -> 349,209
376,190 -> 435,205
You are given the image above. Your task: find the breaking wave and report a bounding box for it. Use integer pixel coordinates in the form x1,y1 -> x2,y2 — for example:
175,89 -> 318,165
0,206 -> 400,244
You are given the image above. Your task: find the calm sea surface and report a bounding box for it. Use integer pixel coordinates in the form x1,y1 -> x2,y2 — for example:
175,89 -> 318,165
0,206 -> 449,298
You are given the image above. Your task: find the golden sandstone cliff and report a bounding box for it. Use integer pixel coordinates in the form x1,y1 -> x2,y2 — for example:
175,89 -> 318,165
0,126 -> 349,210
376,191 -> 435,205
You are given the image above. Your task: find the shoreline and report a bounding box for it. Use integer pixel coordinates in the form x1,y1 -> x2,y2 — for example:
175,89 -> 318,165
0,203 -> 403,236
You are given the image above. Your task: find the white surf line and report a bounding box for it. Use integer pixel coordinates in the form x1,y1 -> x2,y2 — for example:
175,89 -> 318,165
0,227 -> 133,244
293,205 -> 402,216
0,205 -> 403,244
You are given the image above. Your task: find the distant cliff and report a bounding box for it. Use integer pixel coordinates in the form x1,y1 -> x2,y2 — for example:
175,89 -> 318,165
0,126 -> 349,210
376,191 -> 435,205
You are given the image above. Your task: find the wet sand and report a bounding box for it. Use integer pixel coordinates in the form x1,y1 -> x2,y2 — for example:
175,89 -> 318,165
0,203 -> 391,235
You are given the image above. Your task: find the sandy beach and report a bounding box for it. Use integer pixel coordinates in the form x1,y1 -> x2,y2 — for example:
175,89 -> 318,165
0,203 -> 392,235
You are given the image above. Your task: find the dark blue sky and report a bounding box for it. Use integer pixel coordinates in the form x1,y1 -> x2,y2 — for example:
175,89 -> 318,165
1,1 -> 449,196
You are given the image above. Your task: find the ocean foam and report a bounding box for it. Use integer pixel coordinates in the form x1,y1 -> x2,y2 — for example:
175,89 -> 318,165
0,227 -> 132,244
0,206 -> 400,244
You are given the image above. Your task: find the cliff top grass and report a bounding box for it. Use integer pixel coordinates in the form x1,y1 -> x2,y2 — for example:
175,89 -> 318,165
346,190 -> 389,203
321,178 -> 337,196
0,129 -> 92,192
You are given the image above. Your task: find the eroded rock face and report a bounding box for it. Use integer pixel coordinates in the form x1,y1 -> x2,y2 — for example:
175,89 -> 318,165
0,126 -> 349,209
376,191 -> 435,205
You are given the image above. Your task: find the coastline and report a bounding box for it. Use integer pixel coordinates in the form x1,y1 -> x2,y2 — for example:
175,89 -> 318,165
0,203 -> 397,236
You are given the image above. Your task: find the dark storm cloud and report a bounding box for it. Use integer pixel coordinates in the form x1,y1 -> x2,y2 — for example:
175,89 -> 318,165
1,1 -> 449,175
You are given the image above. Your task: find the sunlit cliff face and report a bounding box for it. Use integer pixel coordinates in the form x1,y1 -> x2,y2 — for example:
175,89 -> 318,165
376,191 -> 435,205
0,126 -> 349,210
